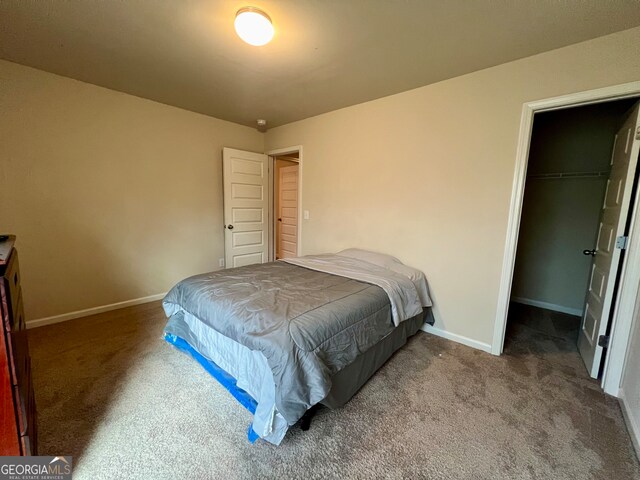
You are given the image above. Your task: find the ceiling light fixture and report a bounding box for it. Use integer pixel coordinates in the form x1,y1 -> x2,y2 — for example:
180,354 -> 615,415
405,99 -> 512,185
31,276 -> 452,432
234,7 -> 274,46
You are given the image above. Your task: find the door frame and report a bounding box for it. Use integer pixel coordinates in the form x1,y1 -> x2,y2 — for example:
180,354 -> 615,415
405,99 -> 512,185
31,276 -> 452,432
492,81 -> 640,396
266,145 -> 303,261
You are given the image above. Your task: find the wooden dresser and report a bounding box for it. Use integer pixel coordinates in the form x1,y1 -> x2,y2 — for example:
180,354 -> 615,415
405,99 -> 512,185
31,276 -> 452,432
0,236 -> 37,455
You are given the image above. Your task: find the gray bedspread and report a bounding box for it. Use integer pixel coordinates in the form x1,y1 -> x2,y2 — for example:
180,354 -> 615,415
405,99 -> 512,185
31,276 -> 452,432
162,261 -> 397,425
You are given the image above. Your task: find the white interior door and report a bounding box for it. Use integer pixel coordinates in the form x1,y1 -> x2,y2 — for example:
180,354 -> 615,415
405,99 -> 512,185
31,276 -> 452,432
578,102 -> 640,377
277,164 -> 299,259
222,148 -> 269,268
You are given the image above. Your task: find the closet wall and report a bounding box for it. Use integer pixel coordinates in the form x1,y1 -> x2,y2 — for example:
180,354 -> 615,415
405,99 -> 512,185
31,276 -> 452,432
511,100 -> 636,315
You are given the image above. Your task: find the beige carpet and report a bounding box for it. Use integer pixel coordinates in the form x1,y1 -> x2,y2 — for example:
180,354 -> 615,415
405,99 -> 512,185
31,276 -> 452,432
28,301 -> 639,479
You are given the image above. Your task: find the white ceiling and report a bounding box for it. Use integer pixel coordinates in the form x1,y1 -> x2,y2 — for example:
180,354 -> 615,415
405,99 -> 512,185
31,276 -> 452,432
1,1 -> 639,128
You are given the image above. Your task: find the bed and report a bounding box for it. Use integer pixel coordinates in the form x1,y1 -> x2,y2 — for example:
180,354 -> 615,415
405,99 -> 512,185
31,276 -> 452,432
162,249 -> 433,444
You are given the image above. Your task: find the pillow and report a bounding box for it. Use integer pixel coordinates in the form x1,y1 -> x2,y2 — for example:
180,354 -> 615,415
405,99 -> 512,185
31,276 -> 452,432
336,248 -> 401,268
336,248 -> 419,279
336,248 -> 431,307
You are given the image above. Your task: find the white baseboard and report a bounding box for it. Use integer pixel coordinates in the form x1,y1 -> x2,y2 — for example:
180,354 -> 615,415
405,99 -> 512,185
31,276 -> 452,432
26,293 -> 167,329
421,324 -> 492,354
619,389 -> 640,459
511,296 -> 583,317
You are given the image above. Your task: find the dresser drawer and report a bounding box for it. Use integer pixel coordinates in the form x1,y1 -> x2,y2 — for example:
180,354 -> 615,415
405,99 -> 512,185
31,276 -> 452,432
14,354 -> 32,437
6,286 -> 24,333
6,319 -> 28,387
0,281 -> 9,333
5,287 -> 26,387
1,249 -> 21,333
14,355 -> 36,455
4,250 -> 21,320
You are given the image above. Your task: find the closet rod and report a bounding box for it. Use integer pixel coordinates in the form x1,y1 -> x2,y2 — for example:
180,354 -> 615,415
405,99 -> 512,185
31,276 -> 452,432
527,171 -> 609,180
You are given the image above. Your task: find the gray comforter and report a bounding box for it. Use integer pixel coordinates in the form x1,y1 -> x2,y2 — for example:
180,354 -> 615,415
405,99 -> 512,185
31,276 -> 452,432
163,260 -> 404,425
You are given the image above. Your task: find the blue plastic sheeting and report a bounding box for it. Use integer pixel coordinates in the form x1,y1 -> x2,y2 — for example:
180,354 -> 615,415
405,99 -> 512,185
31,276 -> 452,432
164,333 -> 259,442
247,426 -> 260,444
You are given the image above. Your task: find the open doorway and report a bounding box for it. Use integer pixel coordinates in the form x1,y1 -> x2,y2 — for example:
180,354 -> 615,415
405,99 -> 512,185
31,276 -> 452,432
221,145 -> 303,267
273,153 -> 299,259
266,146 -> 303,261
504,98 -> 640,382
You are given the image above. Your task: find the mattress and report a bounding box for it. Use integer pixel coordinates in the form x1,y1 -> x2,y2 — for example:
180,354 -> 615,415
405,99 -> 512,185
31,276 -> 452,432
162,253 -> 432,444
164,307 -> 429,444
165,309 -> 290,444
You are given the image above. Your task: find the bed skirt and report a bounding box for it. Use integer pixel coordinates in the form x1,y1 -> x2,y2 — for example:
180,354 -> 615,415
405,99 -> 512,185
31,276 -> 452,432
322,308 -> 431,409
164,307 -> 432,443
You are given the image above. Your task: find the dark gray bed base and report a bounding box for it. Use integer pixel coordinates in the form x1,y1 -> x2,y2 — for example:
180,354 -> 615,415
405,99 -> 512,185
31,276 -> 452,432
322,307 -> 431,409
298,308 -> 431,430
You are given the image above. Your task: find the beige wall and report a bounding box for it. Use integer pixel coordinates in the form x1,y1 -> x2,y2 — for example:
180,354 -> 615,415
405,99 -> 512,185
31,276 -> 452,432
0,59 -> 263,321
264,27 -> 640,347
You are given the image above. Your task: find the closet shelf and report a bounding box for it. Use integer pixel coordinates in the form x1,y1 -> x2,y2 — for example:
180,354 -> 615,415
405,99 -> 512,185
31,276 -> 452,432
527,170 -> 610,180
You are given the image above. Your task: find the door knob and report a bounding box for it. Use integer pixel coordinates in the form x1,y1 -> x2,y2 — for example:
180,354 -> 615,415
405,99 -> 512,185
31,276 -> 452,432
278,218 -> 282,222
227,225 -> 234,230
583,249 -> 596,256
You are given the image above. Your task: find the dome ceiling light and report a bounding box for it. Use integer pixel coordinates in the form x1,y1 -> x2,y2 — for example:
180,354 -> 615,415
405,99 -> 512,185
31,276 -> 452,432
234,7 -> 274,46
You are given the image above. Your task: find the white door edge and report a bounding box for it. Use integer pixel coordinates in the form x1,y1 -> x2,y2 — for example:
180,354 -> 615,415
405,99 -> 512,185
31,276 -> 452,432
492,81 -> 640,396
